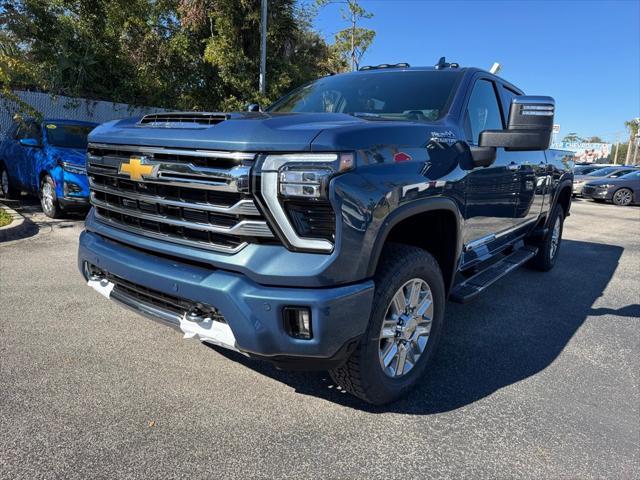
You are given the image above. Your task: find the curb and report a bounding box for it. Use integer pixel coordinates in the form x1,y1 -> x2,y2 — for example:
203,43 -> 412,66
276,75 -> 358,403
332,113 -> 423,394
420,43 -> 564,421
0,202 -> 32,242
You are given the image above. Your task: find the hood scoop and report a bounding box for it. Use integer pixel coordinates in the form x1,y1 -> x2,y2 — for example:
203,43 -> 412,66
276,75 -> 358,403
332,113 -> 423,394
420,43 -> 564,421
138,112 -> 229,128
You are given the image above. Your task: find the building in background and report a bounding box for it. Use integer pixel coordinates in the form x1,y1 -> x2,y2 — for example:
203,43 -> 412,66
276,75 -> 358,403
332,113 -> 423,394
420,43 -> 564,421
551,142 -> 612,163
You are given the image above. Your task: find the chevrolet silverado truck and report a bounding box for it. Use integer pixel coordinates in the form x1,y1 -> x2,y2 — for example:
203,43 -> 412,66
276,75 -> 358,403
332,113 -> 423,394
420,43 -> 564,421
78,60 -> 573,405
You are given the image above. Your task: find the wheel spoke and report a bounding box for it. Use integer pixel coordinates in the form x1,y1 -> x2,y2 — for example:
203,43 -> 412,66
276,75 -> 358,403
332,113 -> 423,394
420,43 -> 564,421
408,280 -> 421,308
382,342 -> 398,367
392,290 -> 406,315
394,345 -> 408,376
416,292 -> 432,317
380,320 -> 397,339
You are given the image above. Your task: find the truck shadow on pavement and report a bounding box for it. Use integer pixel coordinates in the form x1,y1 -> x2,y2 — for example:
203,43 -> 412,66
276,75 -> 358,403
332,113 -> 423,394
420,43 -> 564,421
209,239 -> 625,414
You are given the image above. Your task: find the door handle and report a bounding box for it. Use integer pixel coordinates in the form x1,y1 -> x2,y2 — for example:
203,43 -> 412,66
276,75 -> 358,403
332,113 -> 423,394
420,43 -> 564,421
507,162 -> 519,171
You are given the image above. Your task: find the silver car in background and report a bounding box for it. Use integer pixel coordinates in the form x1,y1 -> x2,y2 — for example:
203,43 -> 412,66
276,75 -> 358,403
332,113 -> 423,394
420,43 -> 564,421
572,166 -> 638,196
582,170 -> 640,206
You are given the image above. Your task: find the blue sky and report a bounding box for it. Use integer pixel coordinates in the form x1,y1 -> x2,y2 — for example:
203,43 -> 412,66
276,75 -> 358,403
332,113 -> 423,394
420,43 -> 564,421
311,0 -> 640,142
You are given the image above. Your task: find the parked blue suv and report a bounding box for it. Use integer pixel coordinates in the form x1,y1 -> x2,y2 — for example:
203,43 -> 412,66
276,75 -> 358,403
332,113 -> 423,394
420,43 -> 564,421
0,118 -> 97,217
77,61 -> 573,404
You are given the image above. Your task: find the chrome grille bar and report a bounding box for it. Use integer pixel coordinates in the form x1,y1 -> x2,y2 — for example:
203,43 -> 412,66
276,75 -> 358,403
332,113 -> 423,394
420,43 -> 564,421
89,180 -> 261,216
91,195 -> 273,237
88,143 -> 255,161
93,210 -> 248,253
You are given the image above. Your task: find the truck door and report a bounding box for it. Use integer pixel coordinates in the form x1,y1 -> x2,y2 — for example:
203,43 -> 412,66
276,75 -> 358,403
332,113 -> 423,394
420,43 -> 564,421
462,78 -> 518,248
498,85 -> 548,228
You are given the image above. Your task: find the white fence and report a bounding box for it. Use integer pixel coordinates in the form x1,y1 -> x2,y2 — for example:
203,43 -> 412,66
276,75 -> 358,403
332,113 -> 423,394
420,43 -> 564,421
0,90 -> 165,139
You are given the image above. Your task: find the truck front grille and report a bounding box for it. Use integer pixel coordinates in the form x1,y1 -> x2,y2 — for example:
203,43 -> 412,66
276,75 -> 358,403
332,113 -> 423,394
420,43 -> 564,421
87,143 -> 275,253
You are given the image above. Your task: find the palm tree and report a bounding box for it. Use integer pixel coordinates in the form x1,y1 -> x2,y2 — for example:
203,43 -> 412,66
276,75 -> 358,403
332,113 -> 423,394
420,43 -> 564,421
624,119 -> 639,165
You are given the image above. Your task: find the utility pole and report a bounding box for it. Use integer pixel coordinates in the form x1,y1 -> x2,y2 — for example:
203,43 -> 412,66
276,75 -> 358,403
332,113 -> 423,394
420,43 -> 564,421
614,132 -> 620,164
350,3 -> 356,71
259,0 -> 267,95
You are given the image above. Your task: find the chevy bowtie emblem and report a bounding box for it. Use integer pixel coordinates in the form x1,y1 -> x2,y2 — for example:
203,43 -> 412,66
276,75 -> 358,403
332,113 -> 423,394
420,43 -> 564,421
119,156 -> 155,181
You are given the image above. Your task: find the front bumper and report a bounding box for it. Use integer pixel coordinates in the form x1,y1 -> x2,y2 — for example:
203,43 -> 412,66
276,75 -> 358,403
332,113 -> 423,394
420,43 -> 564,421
78,230 -> 374,369
572,183 -> 586,195
581,186 -> 611,200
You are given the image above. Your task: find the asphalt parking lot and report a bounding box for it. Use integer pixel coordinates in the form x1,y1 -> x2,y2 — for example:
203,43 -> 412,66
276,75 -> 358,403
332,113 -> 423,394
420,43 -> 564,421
1,198 -> 638,479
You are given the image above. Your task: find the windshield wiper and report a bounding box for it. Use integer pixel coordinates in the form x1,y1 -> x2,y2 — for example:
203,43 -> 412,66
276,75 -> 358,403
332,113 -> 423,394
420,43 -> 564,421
348,112 -> 383,119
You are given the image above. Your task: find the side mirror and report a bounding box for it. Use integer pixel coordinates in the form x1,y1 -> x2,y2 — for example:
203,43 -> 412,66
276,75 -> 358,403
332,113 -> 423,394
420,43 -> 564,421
19,138 -> 41,148
246,103 -> 261,112
479,96 -> 555,151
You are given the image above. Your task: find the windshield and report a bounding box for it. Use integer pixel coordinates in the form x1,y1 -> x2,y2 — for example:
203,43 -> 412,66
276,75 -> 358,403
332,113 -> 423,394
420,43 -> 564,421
574,166 -> 602,175
45,123 -> 95,149
587,167 -> 621,176
268,70 -> 461,122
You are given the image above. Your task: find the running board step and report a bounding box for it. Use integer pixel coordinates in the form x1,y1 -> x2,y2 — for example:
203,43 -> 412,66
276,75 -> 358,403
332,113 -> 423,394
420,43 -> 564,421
449,246 -> 538,303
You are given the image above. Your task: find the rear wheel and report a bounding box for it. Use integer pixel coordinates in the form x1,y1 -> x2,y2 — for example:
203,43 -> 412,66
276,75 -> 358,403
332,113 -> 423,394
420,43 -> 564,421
40,175 -> 62,218
0,165 -> 19,199
330,244 -> 445,405
527,207 -> 564,272
612,188 -> 633,206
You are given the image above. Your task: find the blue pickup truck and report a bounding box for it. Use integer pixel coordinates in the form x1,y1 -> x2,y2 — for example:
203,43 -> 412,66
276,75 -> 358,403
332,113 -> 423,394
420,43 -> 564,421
0,118 -> 96,217
78,59 -> 573,404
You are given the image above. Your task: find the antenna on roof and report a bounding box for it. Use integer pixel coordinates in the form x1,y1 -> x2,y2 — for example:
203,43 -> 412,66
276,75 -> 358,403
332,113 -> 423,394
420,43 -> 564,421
489,62 -> 502,74
435,57 -> 459,69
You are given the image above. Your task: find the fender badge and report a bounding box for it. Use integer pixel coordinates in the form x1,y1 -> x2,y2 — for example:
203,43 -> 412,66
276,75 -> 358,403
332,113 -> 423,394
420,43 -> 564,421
394,152 -> 412,162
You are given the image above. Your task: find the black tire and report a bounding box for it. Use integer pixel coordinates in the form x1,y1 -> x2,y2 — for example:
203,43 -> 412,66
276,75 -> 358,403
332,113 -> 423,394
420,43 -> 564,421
612,188 -> 633,206
40,175 -> 62,218
527,207 -> 564,272
329,244 -> 446,405
0,164 -> 19,199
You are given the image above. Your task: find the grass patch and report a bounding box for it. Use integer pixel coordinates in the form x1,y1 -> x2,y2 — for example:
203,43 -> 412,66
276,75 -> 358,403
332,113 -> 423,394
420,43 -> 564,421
0,208 -> 13,227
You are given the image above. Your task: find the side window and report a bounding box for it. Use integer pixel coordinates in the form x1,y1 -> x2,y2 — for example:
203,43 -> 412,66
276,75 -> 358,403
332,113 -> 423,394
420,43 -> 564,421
14,124 -> 25,140
500,85 -> 520,124
465,79 -> 504,144
610,169 -> 632,178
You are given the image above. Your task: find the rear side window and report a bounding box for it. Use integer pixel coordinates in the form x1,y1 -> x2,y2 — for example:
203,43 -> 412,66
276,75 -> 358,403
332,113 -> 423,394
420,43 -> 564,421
465,79 -> 504,144
609,169 -> 634,178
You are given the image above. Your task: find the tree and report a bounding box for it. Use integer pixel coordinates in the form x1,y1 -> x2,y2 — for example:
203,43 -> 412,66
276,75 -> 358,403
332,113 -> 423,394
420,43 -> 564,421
0,0 -> 342,113
318,0 -> 376,71
562,132 -> 585,143
586,136 -> 604,143
624,119 -> 639,165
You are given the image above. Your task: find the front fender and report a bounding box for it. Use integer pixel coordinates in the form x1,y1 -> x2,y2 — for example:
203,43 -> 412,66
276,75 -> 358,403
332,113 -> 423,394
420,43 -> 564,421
366,196 -> 464,282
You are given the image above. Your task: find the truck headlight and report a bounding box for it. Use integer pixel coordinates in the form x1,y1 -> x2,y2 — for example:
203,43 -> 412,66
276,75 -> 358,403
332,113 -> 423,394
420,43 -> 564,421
259,153 -> 354,252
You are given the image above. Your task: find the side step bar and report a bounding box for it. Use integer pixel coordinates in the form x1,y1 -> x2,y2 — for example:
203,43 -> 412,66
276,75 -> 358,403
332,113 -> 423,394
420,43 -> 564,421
449,246 -> 538,304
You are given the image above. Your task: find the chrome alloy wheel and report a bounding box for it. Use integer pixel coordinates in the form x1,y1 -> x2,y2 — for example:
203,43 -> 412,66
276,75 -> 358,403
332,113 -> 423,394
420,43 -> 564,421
1,170 -> 9,197
550,215 -> 561,260
613,189 -> 632,206
41,181 -> 55,215
378,278 -> 434,378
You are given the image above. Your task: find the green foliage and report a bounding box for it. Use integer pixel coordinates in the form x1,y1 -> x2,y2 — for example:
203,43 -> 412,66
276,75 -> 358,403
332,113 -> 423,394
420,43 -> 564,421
0,0 -> 344,112
317,0 -> 375,71
562,132 -> 585,143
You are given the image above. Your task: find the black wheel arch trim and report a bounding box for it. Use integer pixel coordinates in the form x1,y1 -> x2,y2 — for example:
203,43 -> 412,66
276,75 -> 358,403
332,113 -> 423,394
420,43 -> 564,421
547,177 -> 573,227
366,197 -> 463,292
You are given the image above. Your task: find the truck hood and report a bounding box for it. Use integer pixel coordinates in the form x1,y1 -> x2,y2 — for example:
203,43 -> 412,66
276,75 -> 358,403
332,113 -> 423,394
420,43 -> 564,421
88,112 -> 440,152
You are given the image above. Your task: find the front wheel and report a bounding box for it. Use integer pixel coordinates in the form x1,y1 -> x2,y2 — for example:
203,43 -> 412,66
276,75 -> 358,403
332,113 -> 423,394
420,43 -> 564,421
330,244 -> 445,405
612,188 -> 633,206
40,175 -> 62,218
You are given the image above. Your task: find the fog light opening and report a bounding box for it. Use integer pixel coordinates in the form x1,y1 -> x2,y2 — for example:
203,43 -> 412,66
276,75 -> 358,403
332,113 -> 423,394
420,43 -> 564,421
83,262 -> 105,281
283,307 -> 313,340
